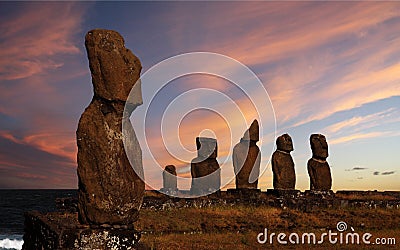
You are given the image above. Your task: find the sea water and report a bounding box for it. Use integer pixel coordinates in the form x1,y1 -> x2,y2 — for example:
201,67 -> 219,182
0,189 -> 76,250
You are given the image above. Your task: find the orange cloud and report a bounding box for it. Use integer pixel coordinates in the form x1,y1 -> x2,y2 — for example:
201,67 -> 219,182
163,2 -> 400,131
24,133 -> 77,165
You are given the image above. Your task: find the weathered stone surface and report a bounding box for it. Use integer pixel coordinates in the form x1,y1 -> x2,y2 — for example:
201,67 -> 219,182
77,29 -> 144,226
22,211 -> 142,250
196,137 -> 217,160
191,137 -> 220,195
56,197 -> 78,213
307,159 -> 332,190
162,165 -> 178,192
272,134 -> 296,189
266,189 -> 300,198
85,29 -> 142,103
304,190 -> 334,198
233,120 -> 261,189
242,119 -> 259,142
310,133 -> 328,160
276,133 -> 293,152
307,134 -> 332,190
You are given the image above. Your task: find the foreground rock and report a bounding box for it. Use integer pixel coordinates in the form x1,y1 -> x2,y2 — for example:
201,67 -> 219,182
307,134 -> 332,190
22,211 -> 142,250
271,134 -> 296,189
233,120 -> 261,189
191,137 -> 220,195
76,29 -> 144,225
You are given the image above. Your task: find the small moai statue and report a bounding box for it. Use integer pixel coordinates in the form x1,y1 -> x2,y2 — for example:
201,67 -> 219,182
271,134 -> 296,189
233,120 -> 261,189
190,137 -> 220,195
161,165 -> 178,193
307,134 -> 332,190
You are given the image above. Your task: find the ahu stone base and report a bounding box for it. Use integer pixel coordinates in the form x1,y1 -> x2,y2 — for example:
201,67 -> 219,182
266,189 -> 301,198
22,211 -> 143,250
226,188 -> 261,200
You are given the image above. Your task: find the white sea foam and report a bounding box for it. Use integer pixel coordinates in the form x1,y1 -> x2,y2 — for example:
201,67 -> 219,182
0,238 -> 23,250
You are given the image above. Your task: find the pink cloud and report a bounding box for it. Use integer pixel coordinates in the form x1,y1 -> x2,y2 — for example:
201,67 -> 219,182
16,172 -> 48,180
164,2 -> 400,130
0,2 -> 89,188
0,2 -> 87,80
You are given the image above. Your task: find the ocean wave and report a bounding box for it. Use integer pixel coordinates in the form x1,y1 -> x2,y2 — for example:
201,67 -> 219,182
0,238 -> 23,250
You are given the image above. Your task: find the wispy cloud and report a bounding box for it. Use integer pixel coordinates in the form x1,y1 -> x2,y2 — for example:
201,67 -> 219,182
346,166 -> 368,171
329,131 -> 390,145
0,2 -> 89,187
0,134 -> 76,188
0,2 -> 87,80
324,109 -> 397,135
143,2 -> 400,190
193,2 -> 400,128
373,171 -> 396,176
381,171 -> 396,176
322,108 -> 400,145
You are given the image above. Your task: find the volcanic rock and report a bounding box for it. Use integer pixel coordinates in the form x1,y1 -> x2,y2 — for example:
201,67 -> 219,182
242,119 -> 259,142
162,165 -> 178,192
307,134 -> 332,190
196,137 -> 218,160
272,134 -> 296,189
310,133 -> 329,160
191,137 -> 220,194
233,120 -> 261,189
76,29 -> 144,225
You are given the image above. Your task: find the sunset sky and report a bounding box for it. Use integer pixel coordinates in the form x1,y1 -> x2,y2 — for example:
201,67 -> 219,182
0,2 -> 399,191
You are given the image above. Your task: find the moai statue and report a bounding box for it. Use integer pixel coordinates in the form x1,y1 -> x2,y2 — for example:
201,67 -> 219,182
307,134 -> 332,190
190,137 -> 220,195
233,120 -> 261,189
271,134 -> 296,189
161,165 -> 178,193
77,29 -> 144,225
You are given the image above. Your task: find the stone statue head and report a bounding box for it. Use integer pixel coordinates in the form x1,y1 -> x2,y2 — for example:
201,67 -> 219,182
85,29 -> 142,108
310,134 -> 328,159
165,165 -> 177,175
276,133 -> 293,152
196,137 -> 217,159
242,119 -> 259,142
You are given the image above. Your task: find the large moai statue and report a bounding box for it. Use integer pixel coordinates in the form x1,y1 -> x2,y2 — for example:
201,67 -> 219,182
233,120 -> 261,189
161,165 -> 178,193
307,134 -> 332,191
77,29 -> 145,225
271,134 -> 296,189
190,137 -> 221,195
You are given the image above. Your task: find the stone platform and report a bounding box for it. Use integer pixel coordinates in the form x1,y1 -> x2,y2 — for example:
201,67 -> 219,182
304,189 -> 335,198
266,189 -> 301,198
226,188 -> 261,200
22,211 -> 144,250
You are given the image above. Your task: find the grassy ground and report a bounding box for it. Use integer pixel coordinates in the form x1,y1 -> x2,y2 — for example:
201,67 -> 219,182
136,206 -> 400,249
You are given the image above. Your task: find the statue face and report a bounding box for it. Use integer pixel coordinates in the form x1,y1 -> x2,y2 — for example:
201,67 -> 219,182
276,134 -> 293,152
85,29 -> 142,103
165,165 -> 176,175
310,134 -> 328,159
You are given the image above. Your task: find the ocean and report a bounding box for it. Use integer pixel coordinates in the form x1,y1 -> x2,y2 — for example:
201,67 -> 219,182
0,189 -> 77,250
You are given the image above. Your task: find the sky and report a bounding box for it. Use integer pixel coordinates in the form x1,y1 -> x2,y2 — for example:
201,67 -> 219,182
0,1 -> 399,191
